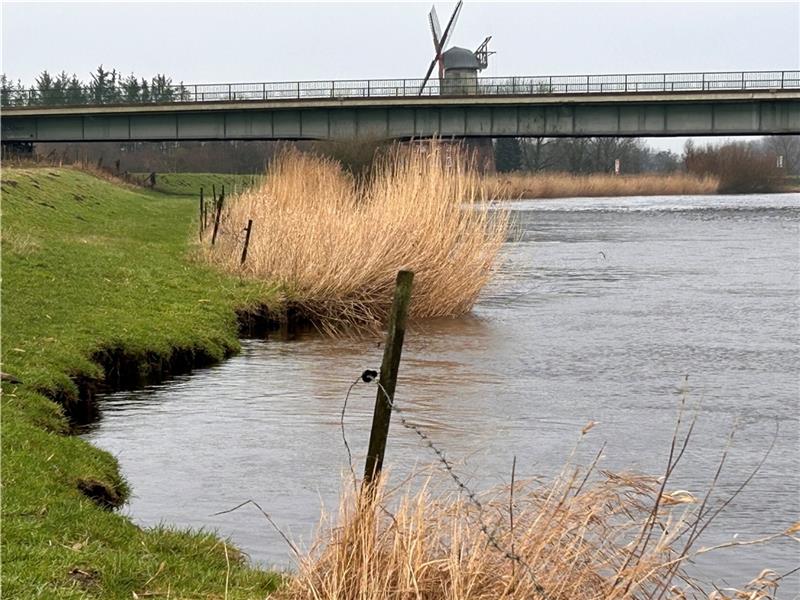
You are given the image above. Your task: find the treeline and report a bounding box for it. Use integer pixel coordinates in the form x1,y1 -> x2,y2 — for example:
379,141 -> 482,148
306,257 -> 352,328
494,135 -> 799,193
33,138 -> 496,178
0,66 -> 186,107
25,133 -> 800,193
34,140 -> 286,174
494,137 -> 681,174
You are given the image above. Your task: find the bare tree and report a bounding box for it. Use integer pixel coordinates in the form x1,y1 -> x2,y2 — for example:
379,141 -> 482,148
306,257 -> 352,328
761,136 -> 800,175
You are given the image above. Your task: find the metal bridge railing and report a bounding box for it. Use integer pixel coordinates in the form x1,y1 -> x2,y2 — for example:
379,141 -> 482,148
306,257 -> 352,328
3,70 -> 798,108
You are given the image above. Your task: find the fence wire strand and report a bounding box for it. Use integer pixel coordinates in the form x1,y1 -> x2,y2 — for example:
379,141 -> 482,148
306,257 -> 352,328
339,376 -> 549,595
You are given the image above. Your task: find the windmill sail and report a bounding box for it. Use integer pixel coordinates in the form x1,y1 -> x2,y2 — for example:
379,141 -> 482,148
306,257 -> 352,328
439,0 -> 462,51
420,0 -> 464,94
429,6 -> 442,51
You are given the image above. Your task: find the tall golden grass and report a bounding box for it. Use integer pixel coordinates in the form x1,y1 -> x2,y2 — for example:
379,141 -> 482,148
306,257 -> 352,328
272,394 -> 794,600
278,458 -> 792,600
484,172 -> 719,200
203,143 -> 509,332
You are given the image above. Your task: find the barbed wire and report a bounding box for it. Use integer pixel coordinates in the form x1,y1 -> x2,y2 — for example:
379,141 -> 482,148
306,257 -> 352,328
341,376 -> 362,494
200,221 -> 250,243
341,374 -> 548,596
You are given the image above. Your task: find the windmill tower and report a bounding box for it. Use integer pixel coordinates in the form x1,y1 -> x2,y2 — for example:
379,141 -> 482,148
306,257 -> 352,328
420,1 -> 493,96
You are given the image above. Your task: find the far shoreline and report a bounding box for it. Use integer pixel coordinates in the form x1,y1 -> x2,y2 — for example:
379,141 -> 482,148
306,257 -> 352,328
482,171 -> 799,200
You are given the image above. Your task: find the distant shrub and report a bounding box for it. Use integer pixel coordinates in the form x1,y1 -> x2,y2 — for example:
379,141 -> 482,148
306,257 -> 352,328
684,141 -> 783,194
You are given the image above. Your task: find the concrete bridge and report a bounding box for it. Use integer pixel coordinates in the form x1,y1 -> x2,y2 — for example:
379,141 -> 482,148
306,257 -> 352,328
2,71 -> 799,143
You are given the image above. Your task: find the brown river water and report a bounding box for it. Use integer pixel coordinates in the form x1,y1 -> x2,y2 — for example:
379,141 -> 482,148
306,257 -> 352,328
84,194 -> 800,592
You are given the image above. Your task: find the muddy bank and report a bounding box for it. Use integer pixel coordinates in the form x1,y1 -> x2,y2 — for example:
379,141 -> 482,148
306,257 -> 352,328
51,304 -> 314,427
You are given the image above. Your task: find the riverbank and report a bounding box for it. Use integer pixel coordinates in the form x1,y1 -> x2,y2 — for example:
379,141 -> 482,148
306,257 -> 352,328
1,167 -> 283,598
484,171 -> 719,199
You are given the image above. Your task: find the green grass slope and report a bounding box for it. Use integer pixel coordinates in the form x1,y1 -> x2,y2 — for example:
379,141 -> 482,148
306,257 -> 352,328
1,168 -> 282,599
133,172 -> 263,196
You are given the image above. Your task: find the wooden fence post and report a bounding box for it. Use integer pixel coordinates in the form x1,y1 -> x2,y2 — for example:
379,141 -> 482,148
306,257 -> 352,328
199,187 -> 205,237
363,270 -> 414,485
240,219 -> 253,264
211,190 -> 224,246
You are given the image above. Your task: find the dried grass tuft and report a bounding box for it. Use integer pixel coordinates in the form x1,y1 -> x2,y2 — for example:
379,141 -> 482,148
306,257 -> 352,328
277,469 -> 689,600
3,231 -> 42,255
276,401 -> 794,600
203,142 -> 509,332
277,464 -> 794,600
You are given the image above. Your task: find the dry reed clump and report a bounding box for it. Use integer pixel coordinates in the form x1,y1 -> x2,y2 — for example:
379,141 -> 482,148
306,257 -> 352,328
276,400 -> 796,600
277,469 -> 794,600
484,172 -> 719,200
203,144 -> 509,332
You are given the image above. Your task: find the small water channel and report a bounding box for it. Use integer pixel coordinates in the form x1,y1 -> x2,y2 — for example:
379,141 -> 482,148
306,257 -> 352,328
83,193 -> 800,590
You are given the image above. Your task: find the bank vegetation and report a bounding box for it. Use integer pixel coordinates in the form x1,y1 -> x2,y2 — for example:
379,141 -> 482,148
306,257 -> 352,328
1,167 -> 282,598
279,431 -> 795,600
483,171 -> 719,199
203,144 -> 509,332
684,140 -> 787,194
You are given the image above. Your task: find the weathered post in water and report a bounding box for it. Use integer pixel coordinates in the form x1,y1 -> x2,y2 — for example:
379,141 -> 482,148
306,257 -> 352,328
363,270 -> 414,485
211,190 -> 224,246
241,219 -> 253,265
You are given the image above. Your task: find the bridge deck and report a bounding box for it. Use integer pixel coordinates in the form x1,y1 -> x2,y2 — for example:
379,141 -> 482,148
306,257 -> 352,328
3,71 -> 799,142
3,70 -> 799,109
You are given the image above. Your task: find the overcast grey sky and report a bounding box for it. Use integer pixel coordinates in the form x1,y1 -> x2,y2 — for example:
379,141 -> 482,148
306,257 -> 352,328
2,1 -> 798,152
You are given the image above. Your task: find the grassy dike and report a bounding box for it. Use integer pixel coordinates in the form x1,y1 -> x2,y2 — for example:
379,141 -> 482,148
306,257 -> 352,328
1,167 -> 283,598
132,172 -> 263,196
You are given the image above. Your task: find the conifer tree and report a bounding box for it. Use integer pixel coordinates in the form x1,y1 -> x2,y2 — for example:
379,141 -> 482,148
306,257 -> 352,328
494,138 -> 523,172
65,74 -> 86,105
123,74 -> 141,103
0,74 -> 13,107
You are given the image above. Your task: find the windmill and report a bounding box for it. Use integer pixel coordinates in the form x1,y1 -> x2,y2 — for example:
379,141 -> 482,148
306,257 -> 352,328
419,1 -> 493,96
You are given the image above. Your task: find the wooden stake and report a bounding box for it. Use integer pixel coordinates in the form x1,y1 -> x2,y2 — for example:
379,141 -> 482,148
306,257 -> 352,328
510,455 -> 517,577
211,190 -> 224,246
240,219 -> 253,264
364,270 -> 414,485
199,187 -> 205,238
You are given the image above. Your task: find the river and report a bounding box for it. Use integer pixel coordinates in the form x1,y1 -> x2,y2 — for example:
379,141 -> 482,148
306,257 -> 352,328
83,193 -> 800,591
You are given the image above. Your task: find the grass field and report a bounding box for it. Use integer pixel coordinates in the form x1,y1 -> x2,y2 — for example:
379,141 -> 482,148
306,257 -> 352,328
1,167 -> 282,598
132,172 -> 263,196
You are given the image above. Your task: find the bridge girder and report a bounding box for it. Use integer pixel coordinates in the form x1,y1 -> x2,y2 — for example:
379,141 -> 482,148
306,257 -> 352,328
3,91 -> 799,143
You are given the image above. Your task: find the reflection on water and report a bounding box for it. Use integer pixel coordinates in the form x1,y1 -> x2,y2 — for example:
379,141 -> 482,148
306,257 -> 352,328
84,193 -> 800,590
